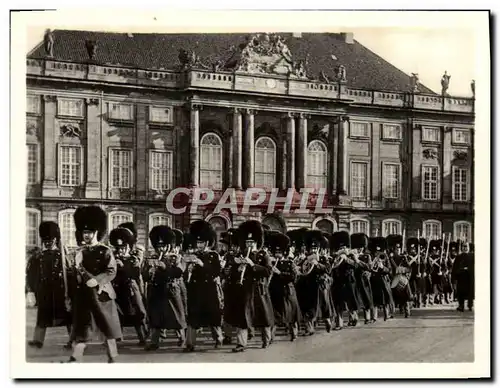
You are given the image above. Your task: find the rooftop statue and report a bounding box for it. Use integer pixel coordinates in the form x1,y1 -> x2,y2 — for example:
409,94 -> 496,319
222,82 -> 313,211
43,29 -> 54,57
441,71 -> 451,96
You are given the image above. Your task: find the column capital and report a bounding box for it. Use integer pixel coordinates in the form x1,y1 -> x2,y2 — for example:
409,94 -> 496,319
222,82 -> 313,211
298,112 -> 311,119
245,108 -> 257,116
43,94 -> 57,102
284,111 -> 297,119
232,106 -> 242,114
340,115 -> 350,123
191,103 -> 203,111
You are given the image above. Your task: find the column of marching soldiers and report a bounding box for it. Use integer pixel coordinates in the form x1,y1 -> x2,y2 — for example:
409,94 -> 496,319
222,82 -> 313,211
26,205 -> 475,362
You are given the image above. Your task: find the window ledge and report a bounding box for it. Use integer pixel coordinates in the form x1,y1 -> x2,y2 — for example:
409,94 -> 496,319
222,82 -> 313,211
56,115 -> 84,121
349,136 -> 370,141
381,138 -> 402,143
421,140 -> 441,146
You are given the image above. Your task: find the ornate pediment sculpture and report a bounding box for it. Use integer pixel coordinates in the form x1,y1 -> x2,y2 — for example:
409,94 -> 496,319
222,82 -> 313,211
454,150 -> 468,161
423,148 -> 438,159
60,123 -> 82,138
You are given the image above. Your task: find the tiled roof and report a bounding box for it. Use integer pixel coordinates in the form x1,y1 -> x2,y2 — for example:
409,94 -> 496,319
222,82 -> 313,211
28,30 -> 436,94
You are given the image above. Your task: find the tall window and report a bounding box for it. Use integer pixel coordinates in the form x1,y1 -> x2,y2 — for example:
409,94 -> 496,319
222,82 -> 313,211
422,165 -> 439,200
452,166 -> 469,202
351,219 -> 370,235
382,219 -> 402,237
382,124 -> 402,140
27,144 -> 38,184
149,150 -> 173,191
59,146 -> 82,186
422,126 -> 440,142
110,149 -> 132,189
109,103 -> 133,120
350,122 -> 369,138
149,213 -> 171,229
307,140 -> 327,188
383,163 -> 400,199
58,209 -> 77,248
109,211 -> 133,232
453,221 -> 472,242
26,208 -> 40,247
254,137 -> 276,188
262,216 -> 285,233
423,220 -> 442,240
27,95 -> 40,115
350,162 -> 368,198
453,129 -> 471,145
200,133 -> 223,190
58,98 -> 83,117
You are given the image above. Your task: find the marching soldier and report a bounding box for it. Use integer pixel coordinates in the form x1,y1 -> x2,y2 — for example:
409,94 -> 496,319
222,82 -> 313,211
67,206 -> 122,363
448,241 -> 459,302
351,233 -> 375,324
443,241 -> 458,304
172,229 -> 188,322
330,231 -> 363,329
183,220 -> 224,352
406,237 -> 422,308
109,227 -> 148,345
428,239 -> 444,305
387,234 -> 412,318
368,237 -> 393,321
268,231 -> 302,342
118,222 -> 146,298
225,220 -> 274,352
452,241 -> 474,311
298,230 -> 334,335
221,228 -> 240,345
143,225 -> 187,350
26,221 -> 73,349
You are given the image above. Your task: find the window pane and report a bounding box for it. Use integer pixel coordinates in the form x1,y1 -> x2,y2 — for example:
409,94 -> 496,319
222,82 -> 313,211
383,164 -> 399,198
26,210 -> 39,246
307,141 -> 327,188
255,138 -> 276,188
60,146 -> 81,186
383,124 -> 401,139
351,162 -> 367,198
150,151 -> 172,190
27,144 -> 38,184
351,122 -> 368,137
422,166 -> 439,200
59,211 -> 77,248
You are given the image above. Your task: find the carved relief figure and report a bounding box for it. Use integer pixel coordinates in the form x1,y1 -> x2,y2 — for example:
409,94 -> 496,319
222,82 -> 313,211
471,80 -> 475,97
44,29 -> 54,57
441,71 -> 451,95
85,39 -> 97,60
178,49 -> 197,70
410,73 -> 420,92
337,65 -> 346,82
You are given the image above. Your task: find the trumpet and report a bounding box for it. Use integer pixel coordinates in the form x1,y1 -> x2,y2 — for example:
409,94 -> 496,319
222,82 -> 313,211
300,252 -> 319,276
371,253 -> 384,272
236,247 -> 252,285
183,253 -> 200,283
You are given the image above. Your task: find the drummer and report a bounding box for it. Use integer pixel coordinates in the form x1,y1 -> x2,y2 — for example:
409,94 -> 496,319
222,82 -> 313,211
387,234 -> 413,318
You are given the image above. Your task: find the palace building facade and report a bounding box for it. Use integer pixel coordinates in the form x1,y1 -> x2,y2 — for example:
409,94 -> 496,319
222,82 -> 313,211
25,30 -> 474,252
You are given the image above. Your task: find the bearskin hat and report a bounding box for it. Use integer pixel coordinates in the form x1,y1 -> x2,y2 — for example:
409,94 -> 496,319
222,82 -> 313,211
351,233 -> 369,250
221,228 -> 239,246
189,220 -> 215,247
118,222 -> 137,243
469,242 -> 474,252
386,234 -> 403,250
449,241 -> 459,252
429,239 -> 442,251
419,238 -> 428,250
262,224 -> 271,231
149,225 -> 175,248
305,230 -> 325,251
330,231 -> 350,251
287,228 -> 307,250
182,232 -> 196,252
38,221 -> 61,241
369,237 -> 387,252
109,227 -> 135,248
263,229 -> 273,248
406,237 -> 419,251
73,206 -> 107,241
268,231 -> 290,254
172,229 -> 184,247
238,220 -> 264,250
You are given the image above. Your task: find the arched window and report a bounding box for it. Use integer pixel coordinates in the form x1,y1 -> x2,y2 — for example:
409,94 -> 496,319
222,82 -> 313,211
200,133 -> 223,190
382,219 -> 402,237
108,211 -> 133,233
254,137 -> 276,188
350,219 -> 370,236
207,216 -> 228,248
453,221 -> 472,242
149,213 -> 171,230
26,208 -> 41,248
58,209 -> 77,248
315,219 -> 335,234
307,140 -> 327,188
422,220 -> 442,240
262,215 -> 285,233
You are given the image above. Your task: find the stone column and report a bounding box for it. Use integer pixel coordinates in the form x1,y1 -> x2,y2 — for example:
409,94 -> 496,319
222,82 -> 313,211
244,109 -> 255,188
42,95 -> 58,196
337,115 -> 349,195
286,112 -> 296,190
189,104 -> 201,187
232,107 -> 243,189
296,113 -> 308,189
85,98 -> 101,198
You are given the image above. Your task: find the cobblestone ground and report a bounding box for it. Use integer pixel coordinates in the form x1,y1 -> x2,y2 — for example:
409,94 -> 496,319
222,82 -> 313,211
25,304 -> 473,363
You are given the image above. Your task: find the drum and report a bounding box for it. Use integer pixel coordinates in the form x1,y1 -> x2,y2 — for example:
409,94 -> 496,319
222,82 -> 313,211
391,274 -> 409,292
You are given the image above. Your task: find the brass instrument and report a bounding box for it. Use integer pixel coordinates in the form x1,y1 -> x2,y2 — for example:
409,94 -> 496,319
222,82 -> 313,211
183,253 -> 200,283
300,252 -> 318,276
370,252 -> 384,272
234,247 -> 252,285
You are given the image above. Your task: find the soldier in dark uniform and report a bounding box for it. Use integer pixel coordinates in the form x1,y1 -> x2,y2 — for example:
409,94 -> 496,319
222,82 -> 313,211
268,232 -> 302,342
298,230 -> 334,334
406,237 -> 422,308
330,231 -> 363,329
143,225 -> 187,350
387,234 -> 412,318
351,233 -> 375,324
67,206 -> 122,363
442,241 -> 457,304
368,237 -> 393,321
109,227 -> 148,345
448,241 -> 459,302
225,220 -> 274,352
452,241 -> 474,311
183,220 -> 224,352
172,229 -> 188,324
26,221 -> 73,349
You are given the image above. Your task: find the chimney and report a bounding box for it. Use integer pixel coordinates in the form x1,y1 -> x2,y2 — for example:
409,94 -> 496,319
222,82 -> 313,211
292,32 -> 302,38
341,32 -> 354,44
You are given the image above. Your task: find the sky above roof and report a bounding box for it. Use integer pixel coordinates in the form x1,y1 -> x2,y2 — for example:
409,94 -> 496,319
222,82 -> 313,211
26,26 -> 475,97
